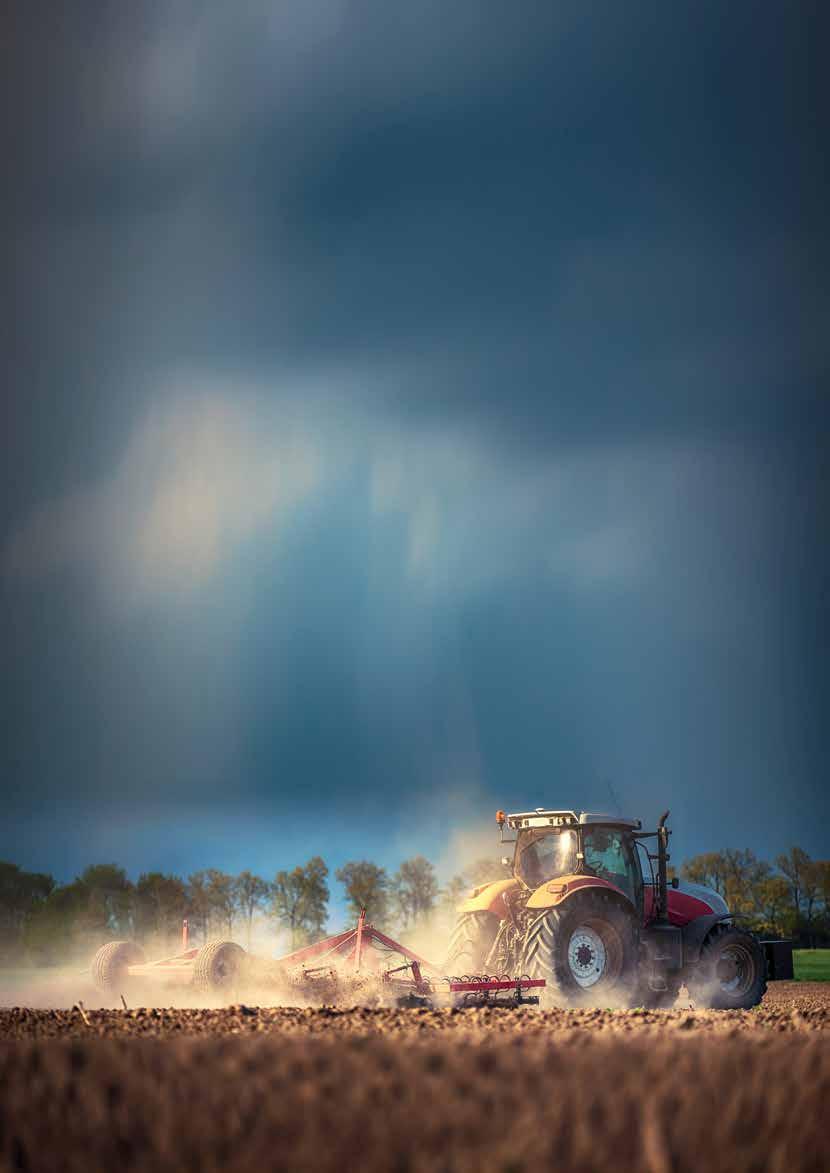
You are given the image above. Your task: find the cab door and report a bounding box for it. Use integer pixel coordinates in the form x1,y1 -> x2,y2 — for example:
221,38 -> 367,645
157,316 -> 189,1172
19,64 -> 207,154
582,827 -> 644,915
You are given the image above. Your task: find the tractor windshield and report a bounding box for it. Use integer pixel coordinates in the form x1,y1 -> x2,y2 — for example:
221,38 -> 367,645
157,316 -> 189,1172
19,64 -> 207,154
516,828 -> 578,887
515,824 -> 643,906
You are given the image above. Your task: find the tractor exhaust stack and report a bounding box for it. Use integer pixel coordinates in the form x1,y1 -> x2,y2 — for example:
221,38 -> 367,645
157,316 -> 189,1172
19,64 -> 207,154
655,810 -> 670,922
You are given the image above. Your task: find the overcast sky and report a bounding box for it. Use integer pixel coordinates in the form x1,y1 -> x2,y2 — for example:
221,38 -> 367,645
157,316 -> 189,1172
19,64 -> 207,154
2,2 -> 827,901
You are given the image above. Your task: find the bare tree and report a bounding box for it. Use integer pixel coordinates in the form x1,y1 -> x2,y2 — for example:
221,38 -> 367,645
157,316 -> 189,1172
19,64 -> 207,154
234,871 -> 271,949
757,875 -> 793,938
393,856 -> 438,930
682,852 -> 728,895
464,857 -> 506,888
720,849 -> 770,917
187,872 -> 212,943
78,865 -> 134,938
206,870 -> 236,938
776,847 -> 813,927
133,873 -> 187,948
439,875 -> 469,916
271,858 -> 329,948
335,861 -> 390,923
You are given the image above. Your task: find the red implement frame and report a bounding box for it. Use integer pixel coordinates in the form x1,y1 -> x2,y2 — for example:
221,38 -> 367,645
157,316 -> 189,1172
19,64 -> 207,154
103,911 -> 545,1004
277,910 -> 441,975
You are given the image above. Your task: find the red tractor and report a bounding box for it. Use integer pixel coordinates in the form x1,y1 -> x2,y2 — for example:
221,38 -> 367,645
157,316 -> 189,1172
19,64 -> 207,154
446,809 -> 792,1008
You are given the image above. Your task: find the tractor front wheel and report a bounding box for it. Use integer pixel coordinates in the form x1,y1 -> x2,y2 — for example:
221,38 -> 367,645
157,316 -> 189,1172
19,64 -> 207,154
444,911 -> 500,975
91,941 -> 145,991
193,940 -> 246,994
522,890 -> 638,1006
691,924 -> 767,1009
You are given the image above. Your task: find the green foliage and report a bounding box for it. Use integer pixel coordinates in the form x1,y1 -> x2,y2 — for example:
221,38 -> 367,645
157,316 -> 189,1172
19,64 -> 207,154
682,847 -> 830,943
4,838 -> 829,968
335,861 -> 390,923
271,857 -> 329,948
20,865 -> 133,965
0,863 -> 54,961
22,882 -> 88,965
793,950 -> 830,981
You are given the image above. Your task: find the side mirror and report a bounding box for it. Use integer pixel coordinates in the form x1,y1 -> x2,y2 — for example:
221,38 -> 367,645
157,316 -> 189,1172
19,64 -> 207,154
671,876 -> 679,889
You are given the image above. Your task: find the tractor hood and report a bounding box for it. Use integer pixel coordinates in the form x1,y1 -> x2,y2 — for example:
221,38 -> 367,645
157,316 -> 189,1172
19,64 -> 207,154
656,879 -> 730,925
457,878 -> 519,917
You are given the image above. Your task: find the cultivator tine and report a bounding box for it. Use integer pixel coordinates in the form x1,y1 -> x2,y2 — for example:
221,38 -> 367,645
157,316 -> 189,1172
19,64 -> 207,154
445,976 -> 546,1006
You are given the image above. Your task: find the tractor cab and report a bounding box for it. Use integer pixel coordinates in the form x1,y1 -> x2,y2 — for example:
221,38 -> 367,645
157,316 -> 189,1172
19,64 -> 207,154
504,810 -> 645,913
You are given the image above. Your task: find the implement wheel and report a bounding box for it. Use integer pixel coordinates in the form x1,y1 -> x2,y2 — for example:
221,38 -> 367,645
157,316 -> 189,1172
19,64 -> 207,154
444,911 -> 499,975
92,941 -> 145,991
193,940 -> 246,994
692,924 -> 767,1009
522,889 -> 638,1006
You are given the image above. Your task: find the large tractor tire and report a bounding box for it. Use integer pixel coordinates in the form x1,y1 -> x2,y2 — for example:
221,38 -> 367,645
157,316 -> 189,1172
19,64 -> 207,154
522,889 -> 638,1006
444,911 -> 500,975
91,941 -> 145,991
193,940 -> 246,994
691,923 -> 767,1009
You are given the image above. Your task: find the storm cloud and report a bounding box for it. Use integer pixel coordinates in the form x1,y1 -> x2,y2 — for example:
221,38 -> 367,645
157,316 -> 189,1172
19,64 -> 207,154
2,2 -> 827,881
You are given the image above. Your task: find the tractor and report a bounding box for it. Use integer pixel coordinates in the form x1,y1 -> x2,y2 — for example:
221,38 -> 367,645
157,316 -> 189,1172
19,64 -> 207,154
446,809 -> 792,1008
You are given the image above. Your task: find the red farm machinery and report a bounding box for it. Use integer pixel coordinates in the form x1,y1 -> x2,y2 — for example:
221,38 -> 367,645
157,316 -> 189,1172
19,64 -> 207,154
445,807 -> 793,1008
90,910 -> 545,1008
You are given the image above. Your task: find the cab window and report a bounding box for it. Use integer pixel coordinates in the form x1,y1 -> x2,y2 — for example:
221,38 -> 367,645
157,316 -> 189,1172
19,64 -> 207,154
583,828 -> 641,906
517,829 -> 577,888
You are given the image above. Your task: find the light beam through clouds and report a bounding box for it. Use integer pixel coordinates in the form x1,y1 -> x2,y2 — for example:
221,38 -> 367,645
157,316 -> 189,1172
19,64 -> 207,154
4,386 -> 319,604
5,379 -> 754,618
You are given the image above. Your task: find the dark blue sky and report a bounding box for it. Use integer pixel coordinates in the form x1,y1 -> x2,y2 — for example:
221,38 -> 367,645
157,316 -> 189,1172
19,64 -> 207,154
2,2 -> 828,896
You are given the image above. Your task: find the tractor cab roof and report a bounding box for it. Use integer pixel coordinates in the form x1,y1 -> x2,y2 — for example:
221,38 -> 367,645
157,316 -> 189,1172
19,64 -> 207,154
505,809 -> 642,831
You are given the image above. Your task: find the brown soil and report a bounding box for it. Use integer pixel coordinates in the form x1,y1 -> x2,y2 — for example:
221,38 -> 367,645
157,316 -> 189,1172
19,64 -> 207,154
1,983 -> 828,1172
1,980 -> 826,1040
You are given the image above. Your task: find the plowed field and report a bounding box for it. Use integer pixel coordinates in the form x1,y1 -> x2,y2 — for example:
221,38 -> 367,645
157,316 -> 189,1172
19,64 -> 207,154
1,982 -> 828,1172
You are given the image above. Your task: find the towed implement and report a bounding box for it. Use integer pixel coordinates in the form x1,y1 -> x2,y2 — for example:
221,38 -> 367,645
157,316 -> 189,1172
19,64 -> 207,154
446,808 -> 793,1009
89,911 -> 544,1008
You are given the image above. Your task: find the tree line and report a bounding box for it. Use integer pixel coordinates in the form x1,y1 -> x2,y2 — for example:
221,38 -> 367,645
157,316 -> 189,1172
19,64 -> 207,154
679,846 -> 830,945
0,854 -> 500,966
1,844 -> 827,966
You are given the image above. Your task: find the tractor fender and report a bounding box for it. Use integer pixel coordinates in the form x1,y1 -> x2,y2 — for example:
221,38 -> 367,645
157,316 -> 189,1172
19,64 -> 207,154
679,912 -> 733,965
525,873 -> 635,912
457,878 -> 520,917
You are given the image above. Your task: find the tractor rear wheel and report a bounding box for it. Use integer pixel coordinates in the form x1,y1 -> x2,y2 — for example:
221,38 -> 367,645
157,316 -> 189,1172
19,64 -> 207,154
444,911 -> 499,975
92,941 -> 145,991
522,890 -> 638,1006
193,940 -> 246,994
691,924 -> 767,1009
